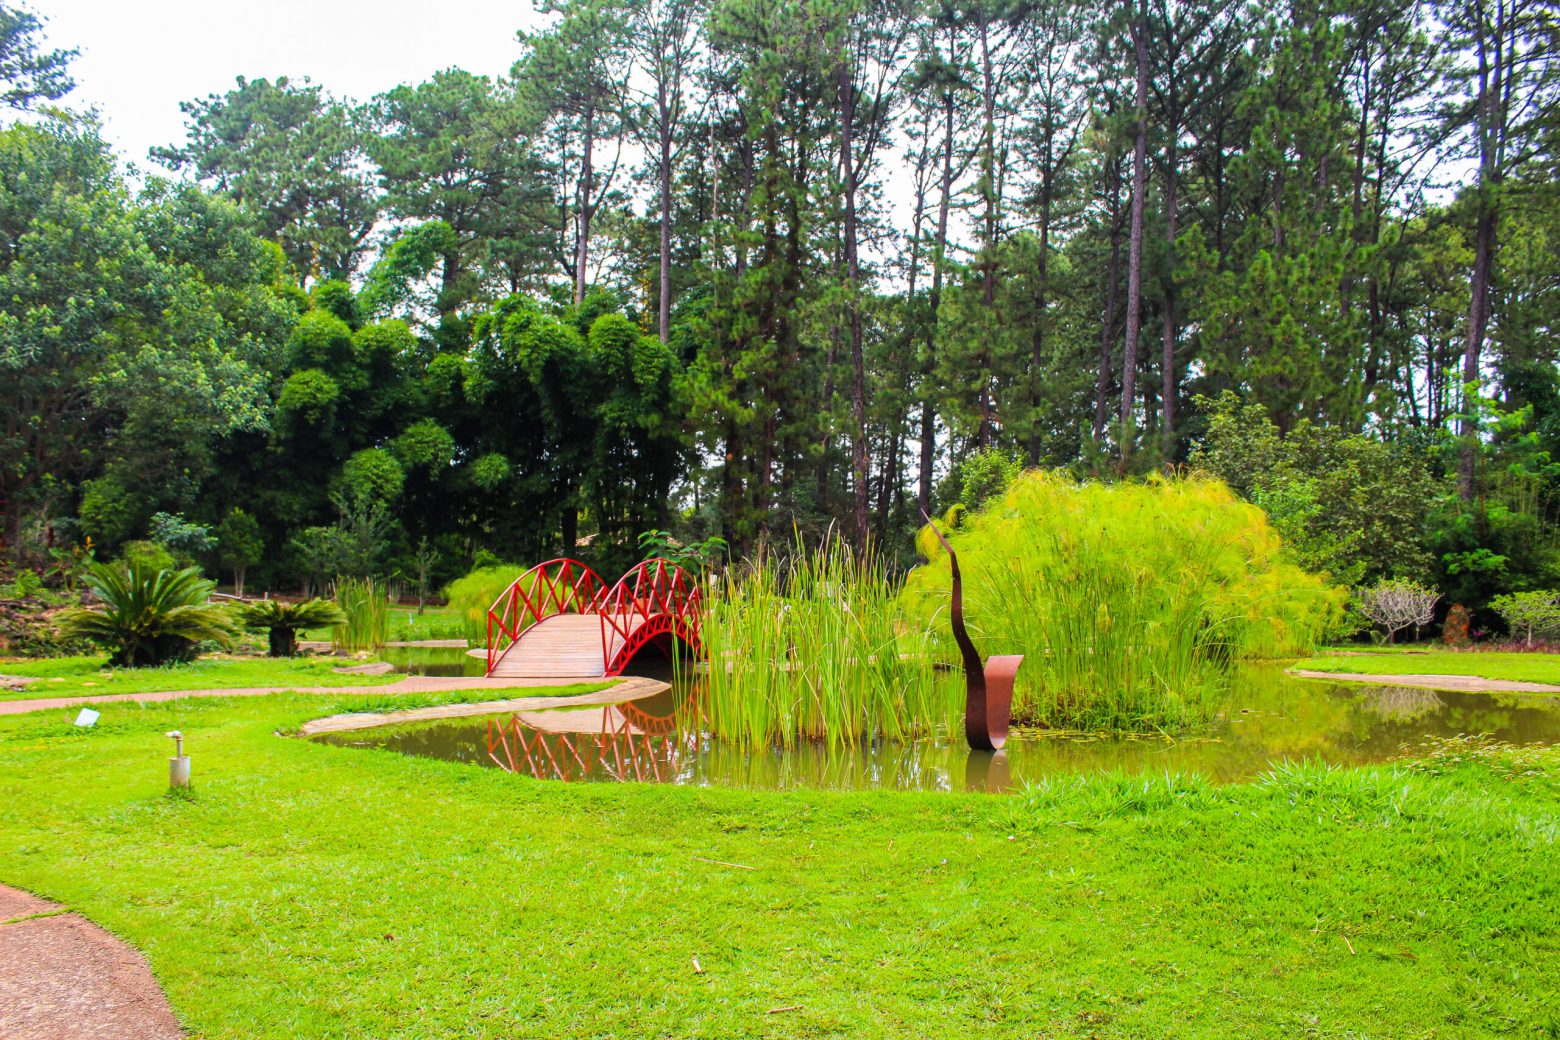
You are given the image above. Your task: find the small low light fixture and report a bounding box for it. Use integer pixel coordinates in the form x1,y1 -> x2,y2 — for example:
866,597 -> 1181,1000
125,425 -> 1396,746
166,730 -> 190,789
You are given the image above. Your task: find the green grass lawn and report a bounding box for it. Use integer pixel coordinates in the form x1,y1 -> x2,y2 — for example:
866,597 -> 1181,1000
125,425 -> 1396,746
0,654 -> 402,702
1296,648 -> 1560,684
0,692 -> 1556,1037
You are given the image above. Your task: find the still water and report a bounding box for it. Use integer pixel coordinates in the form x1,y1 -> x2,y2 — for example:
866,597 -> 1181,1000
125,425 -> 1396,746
381,646 -> 487,677
311,666 -> 1560,791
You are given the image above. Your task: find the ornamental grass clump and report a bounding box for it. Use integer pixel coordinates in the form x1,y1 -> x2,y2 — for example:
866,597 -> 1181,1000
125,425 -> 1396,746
702,535 -> 958,750
902,471 -> 1344,732
331,577 -> 390,651
55,562 -> 237,667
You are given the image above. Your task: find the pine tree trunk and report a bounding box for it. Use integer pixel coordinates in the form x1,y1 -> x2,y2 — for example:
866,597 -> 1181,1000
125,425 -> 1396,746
1161,126 -> 1179,458
574,111 -> 595,306
1120,8 -> 1149,460
920,88 -> 956,517
1094,157 -> 1122,442
658,96 -> 673,344
839,60 -> 870,546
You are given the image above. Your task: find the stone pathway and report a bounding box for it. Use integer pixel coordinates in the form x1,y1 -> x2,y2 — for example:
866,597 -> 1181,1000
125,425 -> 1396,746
1289,669 -> 1560,694
0,674 -> 621,717
0,885 -> 181,1040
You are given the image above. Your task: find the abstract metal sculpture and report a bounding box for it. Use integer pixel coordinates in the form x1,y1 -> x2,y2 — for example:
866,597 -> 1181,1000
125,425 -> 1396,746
924,516 -> 1022,751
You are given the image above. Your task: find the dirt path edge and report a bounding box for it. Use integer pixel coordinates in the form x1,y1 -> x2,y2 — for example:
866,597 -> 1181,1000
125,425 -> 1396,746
1288,669 -> 1560,694
0,884 -> 182,1039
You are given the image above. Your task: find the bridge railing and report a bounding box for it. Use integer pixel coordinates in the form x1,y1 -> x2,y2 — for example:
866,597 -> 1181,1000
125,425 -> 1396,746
486,558 -> 606,674
597,557 -> 703,671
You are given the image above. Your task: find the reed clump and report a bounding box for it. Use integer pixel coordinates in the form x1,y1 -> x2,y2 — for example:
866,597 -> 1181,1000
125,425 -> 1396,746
332,576 -> 390,651
702,536 -> 959,750
902,471 -> 1345,731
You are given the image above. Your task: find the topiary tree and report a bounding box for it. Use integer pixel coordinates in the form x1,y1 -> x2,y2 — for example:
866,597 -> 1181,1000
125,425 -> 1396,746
56,561 -> 237,666
1356,578 -> 1440,644
1489,590 -> 1560,646
237,598 -> 345,656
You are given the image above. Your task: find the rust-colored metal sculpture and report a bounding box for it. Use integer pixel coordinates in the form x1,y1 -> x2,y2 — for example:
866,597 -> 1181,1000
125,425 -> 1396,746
924,515 -> 1022,751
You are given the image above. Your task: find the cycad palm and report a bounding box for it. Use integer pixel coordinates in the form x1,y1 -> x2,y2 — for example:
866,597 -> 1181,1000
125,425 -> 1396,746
57,562 -> 237,667
237,598 -> 346,657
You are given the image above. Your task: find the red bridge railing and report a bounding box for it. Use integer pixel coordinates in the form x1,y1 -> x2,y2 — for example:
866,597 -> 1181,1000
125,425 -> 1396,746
485,558 -> 607,674
485,556 -> 704,676
597,558 -> 703,675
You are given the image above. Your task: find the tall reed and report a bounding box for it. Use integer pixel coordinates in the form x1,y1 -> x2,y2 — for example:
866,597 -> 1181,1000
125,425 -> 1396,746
901,471 -> 1345,731
332,576 -> 390,651
702,535 -> 959,750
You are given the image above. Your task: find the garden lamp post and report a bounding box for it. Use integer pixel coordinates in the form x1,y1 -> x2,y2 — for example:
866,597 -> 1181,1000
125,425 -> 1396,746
166,731 -> 190,789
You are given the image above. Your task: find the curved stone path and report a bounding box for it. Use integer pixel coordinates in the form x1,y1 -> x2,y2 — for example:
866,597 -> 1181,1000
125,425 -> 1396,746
0,885 -> 181,1039
0,674 -> 624,717
1289,669 -> 1560,694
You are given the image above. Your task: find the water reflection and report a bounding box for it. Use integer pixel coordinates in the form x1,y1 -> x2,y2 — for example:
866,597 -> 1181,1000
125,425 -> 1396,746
310,666 -> 1560,790
380,646 -> 487,677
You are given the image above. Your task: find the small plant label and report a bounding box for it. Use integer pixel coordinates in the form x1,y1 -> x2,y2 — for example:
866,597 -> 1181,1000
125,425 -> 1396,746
73,708 -> 100,728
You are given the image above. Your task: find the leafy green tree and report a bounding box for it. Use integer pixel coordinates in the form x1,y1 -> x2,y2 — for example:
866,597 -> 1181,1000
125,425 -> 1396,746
0,119 -> 290,550
216,508 -> 264,596
155,77 -> 380,280
368,71 -> 537,345
1191,393 -> 1436,584
1489,590 -> 1560,645
516,0 -> 633,304
0,3 -> 74,110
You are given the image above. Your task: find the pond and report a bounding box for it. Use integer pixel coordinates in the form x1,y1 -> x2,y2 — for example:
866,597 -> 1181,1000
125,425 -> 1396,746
379,646 -> 487,678
310,666 -> 1560,792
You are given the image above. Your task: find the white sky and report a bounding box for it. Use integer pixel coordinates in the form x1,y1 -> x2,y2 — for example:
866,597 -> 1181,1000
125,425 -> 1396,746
42,1 -> 548,169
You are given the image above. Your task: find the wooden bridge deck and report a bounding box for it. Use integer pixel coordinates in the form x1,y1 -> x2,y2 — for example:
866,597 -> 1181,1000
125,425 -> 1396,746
489,612 -> 653,678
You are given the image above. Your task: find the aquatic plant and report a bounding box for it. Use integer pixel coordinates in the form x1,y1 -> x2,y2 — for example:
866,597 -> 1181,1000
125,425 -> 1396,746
701,534 -> 959,750
55,562 -> 237,667
332,577 -> 390,651
902,471 -> 1345,731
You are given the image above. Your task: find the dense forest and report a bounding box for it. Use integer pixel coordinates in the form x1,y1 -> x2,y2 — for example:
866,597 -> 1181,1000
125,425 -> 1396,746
0,0 -> 1556,617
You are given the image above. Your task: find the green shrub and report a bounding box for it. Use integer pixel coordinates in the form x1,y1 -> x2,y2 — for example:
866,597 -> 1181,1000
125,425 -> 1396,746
238,598 -> 347,657
443,563 -> 532,645
10,568 -> 43,598
116,540 -> 177,575
55,562 -> 237,666
703,535 -> 957,749
901,471 -> 1345,731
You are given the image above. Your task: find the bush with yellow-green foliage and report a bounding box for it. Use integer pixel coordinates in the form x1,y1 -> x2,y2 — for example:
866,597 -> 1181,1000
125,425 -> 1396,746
903,471 -> 1345,731
442,562 -> 534,645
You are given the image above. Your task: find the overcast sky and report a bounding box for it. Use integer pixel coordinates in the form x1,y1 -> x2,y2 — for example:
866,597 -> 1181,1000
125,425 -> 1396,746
44,1 -> 548,168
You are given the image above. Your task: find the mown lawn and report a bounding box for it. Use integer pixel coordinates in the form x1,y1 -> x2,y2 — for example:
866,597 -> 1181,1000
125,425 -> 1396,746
0,654 -> 402,702
0,692 -> 1556,1037
1297,648 -> 1560,685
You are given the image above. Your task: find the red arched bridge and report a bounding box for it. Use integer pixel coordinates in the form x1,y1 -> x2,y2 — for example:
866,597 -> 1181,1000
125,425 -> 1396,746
485,558 -> 703,678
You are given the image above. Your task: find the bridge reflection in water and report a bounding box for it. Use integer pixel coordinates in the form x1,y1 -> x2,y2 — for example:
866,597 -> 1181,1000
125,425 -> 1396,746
479,685 -> 1013,792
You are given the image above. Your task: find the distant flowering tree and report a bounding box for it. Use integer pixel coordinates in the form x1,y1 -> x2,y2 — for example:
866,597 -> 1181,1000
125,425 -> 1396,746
1356,579 -> 1439,644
